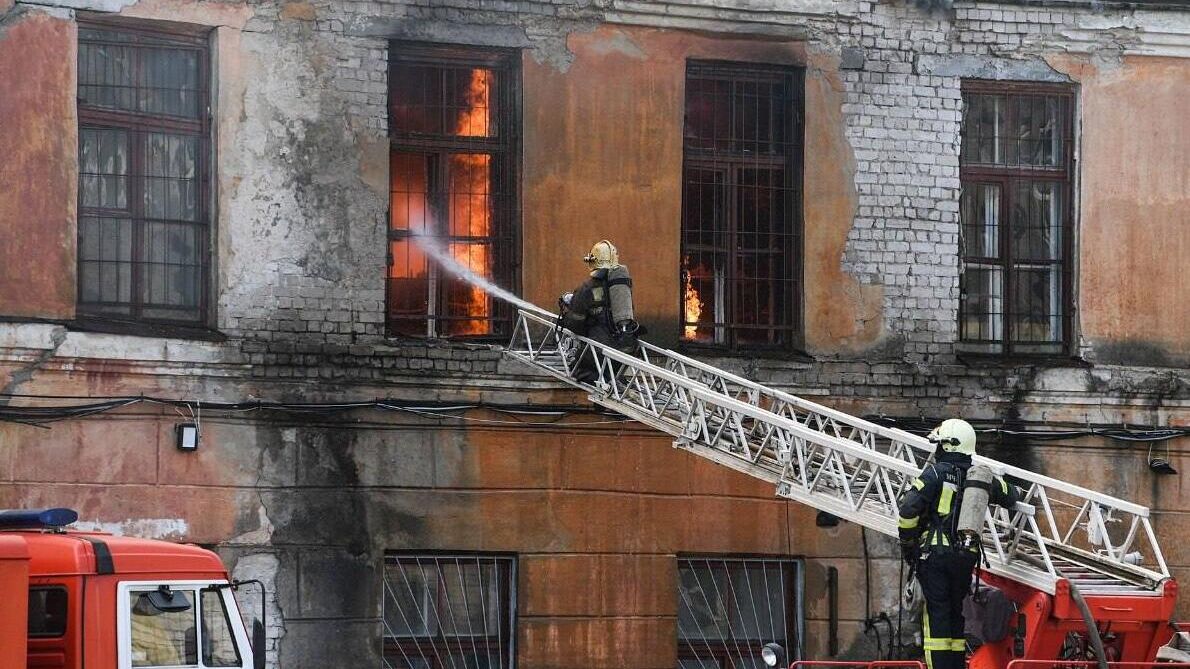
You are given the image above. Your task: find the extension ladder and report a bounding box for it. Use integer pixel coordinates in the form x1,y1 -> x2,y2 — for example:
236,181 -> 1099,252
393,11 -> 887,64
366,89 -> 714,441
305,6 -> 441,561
505,309 -> 1171,598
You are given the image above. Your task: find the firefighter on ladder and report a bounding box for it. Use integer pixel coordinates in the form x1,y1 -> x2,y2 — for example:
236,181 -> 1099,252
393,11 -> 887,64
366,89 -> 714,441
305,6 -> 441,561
559,240 -> 641,383
897,418 -> 1021,669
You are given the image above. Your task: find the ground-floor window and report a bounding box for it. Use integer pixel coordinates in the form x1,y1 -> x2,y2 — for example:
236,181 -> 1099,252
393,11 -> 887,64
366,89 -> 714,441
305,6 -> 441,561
382,554 -> 516,669
677,556 -> 801,669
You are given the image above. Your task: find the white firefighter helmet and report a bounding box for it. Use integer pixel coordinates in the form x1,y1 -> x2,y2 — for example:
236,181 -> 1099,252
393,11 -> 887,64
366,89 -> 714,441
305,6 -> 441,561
583,240 -> 619,269
927,418 -> 977,456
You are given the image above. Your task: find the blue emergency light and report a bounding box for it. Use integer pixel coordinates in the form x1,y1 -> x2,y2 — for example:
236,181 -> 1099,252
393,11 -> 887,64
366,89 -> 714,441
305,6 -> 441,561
0,508 -> 79,530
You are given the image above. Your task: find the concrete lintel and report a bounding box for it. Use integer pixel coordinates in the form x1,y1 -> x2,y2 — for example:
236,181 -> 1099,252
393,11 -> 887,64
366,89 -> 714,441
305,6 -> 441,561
345,17 -> 535,49
915,54 -> 1072,82
604,11 -> 813,41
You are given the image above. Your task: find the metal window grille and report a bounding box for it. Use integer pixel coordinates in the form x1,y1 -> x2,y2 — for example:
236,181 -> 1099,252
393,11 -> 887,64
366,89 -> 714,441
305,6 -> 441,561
76,20 -> 211,325
382,554 -> 517,669
387,45 -> 520,339
677,557 -> 801,669
680,62 -> 804,351
959,81 -> 1075,356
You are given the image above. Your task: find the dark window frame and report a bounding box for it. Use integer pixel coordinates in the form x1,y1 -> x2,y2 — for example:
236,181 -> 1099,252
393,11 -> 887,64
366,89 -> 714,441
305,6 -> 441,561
959,79 -> 1076,357
679,60 -> 805,353
676,555 -> 802,669
75,17 -> 213,329
382,552 -> 517,669
386,43 -> 522,341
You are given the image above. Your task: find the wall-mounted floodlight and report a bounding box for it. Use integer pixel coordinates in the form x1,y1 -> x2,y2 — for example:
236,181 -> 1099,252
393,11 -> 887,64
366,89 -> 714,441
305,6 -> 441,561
176,423 -> 199,452
1148,442 -> 1178,475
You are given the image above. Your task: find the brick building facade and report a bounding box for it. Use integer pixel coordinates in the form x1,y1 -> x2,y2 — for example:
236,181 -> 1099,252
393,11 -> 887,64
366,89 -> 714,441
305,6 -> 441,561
0,0 -> 1187,667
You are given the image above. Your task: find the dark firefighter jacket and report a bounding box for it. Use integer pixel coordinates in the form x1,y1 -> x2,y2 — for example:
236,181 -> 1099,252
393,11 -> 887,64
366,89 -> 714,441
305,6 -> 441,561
897,452 -> 1020,551
561,265 -> 635,350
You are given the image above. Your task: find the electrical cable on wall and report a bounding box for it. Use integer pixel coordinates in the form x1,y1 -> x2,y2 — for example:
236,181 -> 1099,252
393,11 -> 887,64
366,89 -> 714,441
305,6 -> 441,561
0,394 -> 1184,444
865,414 -> 1187,444
0,393 -> 633,429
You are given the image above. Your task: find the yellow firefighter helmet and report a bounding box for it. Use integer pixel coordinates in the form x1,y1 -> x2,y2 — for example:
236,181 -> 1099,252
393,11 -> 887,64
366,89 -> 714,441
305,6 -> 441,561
927,418 -> 977,456
583,240 -> 619,269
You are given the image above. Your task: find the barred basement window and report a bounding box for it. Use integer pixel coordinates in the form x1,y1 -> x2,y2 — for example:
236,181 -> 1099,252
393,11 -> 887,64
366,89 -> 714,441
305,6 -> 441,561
680,62 -> 804,350
959,81 -> 1075,356
387,45 -> 520,339
382,554 -> 516,669
677,557 -> 801,669
76,20 -> 211,325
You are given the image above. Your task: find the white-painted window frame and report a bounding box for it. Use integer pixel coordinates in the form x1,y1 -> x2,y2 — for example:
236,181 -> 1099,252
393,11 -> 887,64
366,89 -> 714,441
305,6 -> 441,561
116,579 -> 253,669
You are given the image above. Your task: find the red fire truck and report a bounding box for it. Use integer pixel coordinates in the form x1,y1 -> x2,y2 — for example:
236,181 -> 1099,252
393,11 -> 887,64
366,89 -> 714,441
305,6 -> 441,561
0,508 -> 258,669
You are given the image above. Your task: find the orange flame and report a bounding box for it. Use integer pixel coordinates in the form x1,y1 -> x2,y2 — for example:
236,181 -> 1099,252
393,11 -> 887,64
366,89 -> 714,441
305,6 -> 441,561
446,69 -> 493,335
683,260 -> 704,340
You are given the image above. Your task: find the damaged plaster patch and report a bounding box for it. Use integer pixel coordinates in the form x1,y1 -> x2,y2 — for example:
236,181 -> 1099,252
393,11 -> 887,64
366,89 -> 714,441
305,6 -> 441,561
18,0 -> 134,13
232,552 -> 285,669
586,28 -> 646,60
74,517 -> 190,539
228,501 -> 275,545
915,54 -> 1071,82
0,326 -> 66,404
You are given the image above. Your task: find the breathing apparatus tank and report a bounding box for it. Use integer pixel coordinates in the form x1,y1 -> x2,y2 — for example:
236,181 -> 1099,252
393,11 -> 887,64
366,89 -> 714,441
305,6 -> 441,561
957,464 -> 995,550
606,265 -> 635,332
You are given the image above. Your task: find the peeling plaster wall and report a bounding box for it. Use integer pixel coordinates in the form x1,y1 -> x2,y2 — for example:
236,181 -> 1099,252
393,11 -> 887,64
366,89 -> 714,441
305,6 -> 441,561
0,7 -> 77,319
0,0 -> 1188,667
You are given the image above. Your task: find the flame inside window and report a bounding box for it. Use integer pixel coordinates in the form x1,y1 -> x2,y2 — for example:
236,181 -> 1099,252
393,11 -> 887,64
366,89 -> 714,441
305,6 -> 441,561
388,65 -> 501,337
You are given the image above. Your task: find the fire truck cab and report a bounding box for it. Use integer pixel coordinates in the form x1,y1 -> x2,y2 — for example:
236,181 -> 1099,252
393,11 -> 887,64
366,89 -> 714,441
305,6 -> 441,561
0,508 -> 256,669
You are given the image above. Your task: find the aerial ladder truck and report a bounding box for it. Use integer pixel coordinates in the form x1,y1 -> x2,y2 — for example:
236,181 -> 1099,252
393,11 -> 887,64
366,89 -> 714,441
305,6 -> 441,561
506,307 -> 1186,667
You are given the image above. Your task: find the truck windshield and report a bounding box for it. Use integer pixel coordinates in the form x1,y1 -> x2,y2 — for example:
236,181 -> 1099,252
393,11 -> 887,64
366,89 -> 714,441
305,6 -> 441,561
130,590 -> 197,666
127,586 -> 242,668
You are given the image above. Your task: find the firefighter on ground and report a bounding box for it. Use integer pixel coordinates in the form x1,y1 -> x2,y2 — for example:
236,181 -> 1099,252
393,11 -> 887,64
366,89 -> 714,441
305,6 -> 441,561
897,418 -> 1021,669
559,240 -> 641,383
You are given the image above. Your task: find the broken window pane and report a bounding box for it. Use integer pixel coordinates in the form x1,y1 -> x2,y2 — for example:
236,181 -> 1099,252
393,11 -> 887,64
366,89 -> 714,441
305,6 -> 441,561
143,132 -> 198,221
79,128 -> 129,210
960,183 -> 1001,259
1010,265 -> 1063,344
1011,180 -> 1063,262
961,93 -> 1007,165
1008,94 -> 1065,168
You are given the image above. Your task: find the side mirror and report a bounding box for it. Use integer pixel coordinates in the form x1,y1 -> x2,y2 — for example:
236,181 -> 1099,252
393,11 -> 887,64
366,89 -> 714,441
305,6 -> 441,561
145,586 -> 192,613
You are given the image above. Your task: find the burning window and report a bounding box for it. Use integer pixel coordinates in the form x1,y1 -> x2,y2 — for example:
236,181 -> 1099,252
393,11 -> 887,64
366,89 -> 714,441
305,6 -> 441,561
388,48 -> 518,338
680,63 -> 803,349
76,21 -> 211,325
959,82 -> 1073,355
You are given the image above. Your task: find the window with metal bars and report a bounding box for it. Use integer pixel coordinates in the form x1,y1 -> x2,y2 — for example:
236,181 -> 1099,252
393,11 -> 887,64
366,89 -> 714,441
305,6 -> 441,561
959,81 -> 1075,356
387,45 -> 519,339
680,62 -> 804,351
76,20 -> 211,326
382,554 -> 516,669
677,557 -> 801,669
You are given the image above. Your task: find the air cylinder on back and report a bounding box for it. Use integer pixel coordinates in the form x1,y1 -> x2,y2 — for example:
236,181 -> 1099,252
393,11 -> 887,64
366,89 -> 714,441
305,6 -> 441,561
606,265 -> 635,325
957,464 -> 995,549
